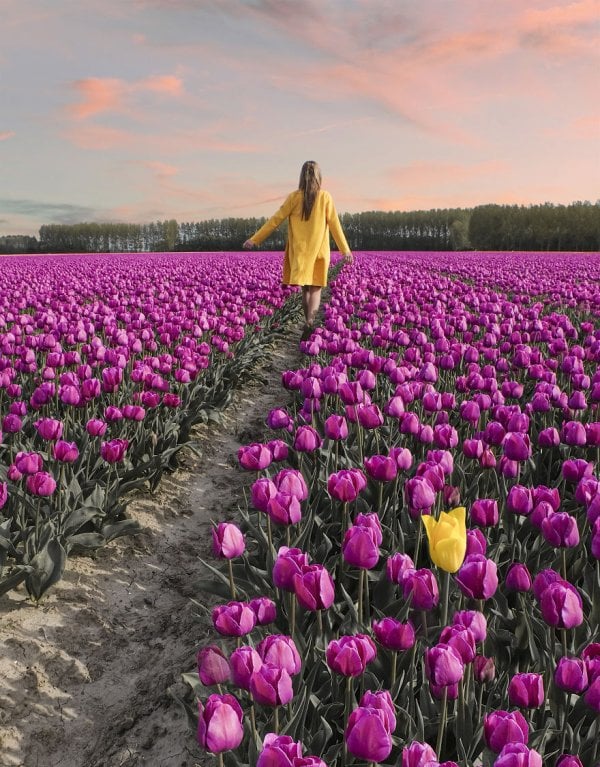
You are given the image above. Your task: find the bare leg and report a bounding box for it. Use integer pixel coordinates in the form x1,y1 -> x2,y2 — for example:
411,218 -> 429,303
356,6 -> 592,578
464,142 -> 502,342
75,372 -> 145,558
301,286 -> 310,323
306,286 -> 322,326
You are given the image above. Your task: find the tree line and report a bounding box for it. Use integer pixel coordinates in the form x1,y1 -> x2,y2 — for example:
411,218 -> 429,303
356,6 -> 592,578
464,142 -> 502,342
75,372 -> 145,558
1,201 -> 598,254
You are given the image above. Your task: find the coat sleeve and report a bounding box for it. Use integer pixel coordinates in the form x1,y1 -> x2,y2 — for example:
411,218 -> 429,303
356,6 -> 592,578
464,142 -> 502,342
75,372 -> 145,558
249,193 -> 295,246
326,194 -> 351,254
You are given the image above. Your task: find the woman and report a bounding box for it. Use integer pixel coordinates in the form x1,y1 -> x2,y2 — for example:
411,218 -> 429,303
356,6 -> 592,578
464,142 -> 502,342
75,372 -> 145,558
243,160 -> 353,341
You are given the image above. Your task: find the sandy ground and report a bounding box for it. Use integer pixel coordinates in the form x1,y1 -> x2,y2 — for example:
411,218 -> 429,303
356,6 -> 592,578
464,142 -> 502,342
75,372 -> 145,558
0,325 -> 303,767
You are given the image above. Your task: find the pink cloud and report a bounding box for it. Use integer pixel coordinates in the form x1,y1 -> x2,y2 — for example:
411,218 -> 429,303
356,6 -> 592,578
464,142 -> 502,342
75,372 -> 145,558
388,160 -> 509,188
0,131 -> 15,141
67,74 -> 185,120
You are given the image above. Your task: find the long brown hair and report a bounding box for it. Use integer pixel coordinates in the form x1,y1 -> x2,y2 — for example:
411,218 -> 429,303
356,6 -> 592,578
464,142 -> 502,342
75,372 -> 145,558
298,160 -> 322,220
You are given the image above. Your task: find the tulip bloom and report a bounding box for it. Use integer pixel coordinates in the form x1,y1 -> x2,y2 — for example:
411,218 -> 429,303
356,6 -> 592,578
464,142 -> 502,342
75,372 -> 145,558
197,693 -> 243,753
439,625 -> 476,663
212,522 -> 245,559
456,554 -> 498,600
342,524 -> 380,569
258,634 -> 301,675
401,740 -> 437,766
453,609 -> 487,643
272,547 -> 310,591
364,454 -> 397,482
212,601 -> 257,636
505,563 -> 532,592
372,617 -> 416,652
197,645 -> 231,686
554,657 -> 588,693
324,413 -> 348,440
26,471 -> 57,496
506,485 -> 533,516
34,417 -> 63,441
345,706 -> 393,763
326,634 -> 377,677
539,581 -> 583,629
483,710 -> 529,753
386,552 -> 415,585
470,498 -> 499,527
238,442 -> 272,471
508,673 -> 544,708
229,645 -> 262,690
473,654 -> 495,683
421,506 -> 467,573
493,743 -> 542,767
402,568 -> 440,610
15,451 -> 44,475
425,643 -> 464,687
293,564 -> 335,611
249,597 -> 277,626
257,734 -> 303,767
274,468 -> 309,500
555,757 -> 583,767
249,662 -> 294,706
327,469 -> 365,502
584,676 -> 600,712
53,440 -> 79,463
293,425 -> 322,452
100,438 -> 129,464
541,512 -> 580,548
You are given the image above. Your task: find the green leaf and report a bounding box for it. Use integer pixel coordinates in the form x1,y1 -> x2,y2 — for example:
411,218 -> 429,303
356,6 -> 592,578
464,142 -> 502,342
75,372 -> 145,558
25,538 -> 67,600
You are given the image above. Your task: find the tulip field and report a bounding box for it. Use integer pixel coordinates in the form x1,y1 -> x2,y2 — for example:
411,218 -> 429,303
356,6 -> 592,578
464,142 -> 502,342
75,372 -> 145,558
184,252 -> 600,767
0,250 -> 598,767
0,251 -> 298,599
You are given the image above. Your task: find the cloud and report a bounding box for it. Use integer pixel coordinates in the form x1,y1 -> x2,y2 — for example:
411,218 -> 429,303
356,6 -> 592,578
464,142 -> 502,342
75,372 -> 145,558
0,198 -> 101,224
0,131 -> 15,141
388,160 -> 509,189
67,74 -> 184,120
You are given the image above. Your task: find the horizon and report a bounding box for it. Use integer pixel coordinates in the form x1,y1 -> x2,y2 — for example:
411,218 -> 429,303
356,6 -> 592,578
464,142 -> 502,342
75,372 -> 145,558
1,0 -> 599,237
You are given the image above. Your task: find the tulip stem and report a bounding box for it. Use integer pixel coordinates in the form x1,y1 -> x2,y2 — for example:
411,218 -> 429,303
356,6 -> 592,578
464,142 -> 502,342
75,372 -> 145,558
358,568 -> 365,627
414,523 -> 422,567
440,570 -> 450,628
250,702 -> 257,744
228,559 -> 236,600
561,548 -> 567,581
435,685 -> 448,758
290,592 -> 296,638
391,651 -> 397,687
216,753 -> 224,767
274,705 -> 279,733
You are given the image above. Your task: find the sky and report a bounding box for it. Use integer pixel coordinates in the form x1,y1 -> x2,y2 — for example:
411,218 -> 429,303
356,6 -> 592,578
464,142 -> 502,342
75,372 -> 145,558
1,0 -> 599,237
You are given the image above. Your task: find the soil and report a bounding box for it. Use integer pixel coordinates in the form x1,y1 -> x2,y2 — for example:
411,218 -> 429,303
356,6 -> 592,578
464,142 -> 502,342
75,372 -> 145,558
0,323 -> 304,767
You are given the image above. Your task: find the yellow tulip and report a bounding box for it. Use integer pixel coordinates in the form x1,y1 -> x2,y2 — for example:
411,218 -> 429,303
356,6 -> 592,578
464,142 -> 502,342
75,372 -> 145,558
421,506 -> 467,573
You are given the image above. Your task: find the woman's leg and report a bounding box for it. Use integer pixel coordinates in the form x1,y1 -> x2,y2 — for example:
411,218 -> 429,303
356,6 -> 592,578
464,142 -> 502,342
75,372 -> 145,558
301,285 -> 310,323
306,285 -> 322,325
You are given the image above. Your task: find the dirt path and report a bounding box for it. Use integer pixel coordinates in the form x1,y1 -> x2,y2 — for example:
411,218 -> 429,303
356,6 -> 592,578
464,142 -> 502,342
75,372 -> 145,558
0,323 -> 304,767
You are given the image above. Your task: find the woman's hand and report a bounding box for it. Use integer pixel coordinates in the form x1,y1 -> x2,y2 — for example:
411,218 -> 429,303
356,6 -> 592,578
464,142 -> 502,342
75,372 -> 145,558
243,239 -> 256,250
343,252 -> 353,265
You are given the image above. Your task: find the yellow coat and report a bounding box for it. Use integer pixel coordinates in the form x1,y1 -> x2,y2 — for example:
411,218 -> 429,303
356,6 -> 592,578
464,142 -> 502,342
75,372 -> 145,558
249,189 -> 350,287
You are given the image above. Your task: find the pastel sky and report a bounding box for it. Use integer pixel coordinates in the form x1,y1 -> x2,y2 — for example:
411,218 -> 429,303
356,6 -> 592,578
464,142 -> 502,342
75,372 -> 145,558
1,0 -> 599,236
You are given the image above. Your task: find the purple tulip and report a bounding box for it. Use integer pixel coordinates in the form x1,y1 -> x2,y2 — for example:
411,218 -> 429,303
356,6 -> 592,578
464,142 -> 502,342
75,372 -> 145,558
405,476 -> 436,511
272,547 -> 310,591
250,662 -> 294,706
53,440 -> 79,463
452,609 -> 487,643
257,733 -> 303,767
100,438 -> 129,463
2,414 -> 22,433
470,498 -> 499,527
439,625 -> 476,663
324,414 -> 348,440
86,418 -> 107,437
456,554 -> 498,600
483,709 -> 529,753
34,417 -> 63,441
258,634 -> 301,675
293,425 -> 322,452
364,454 -> 398,482
212,522 -> 245,559
26,471 -> 57,496
538,427 -> 560,448
532,485 -> 560,510
197,693 -> 243,753
249,597 -> 277,626
15,451 -> 44,475
554,657 -> 588,693
506,485 -> 533,516
345,705 -> 393,762
326,634 -> 377,677
582,642 -> 600,682
212,601 -> 257,636
505,563 -> 532,592
401,741 -> 437,767
539,581 -> 583,629
266,408 -> 293,431
530,501 -> 555,529
584,676 -> 600,712
561,420 -> 587,446
342,524 -> 380,569
541,512 -> 579,548
555,756 -> 583,767
359,689 -> 396,732
562,458 -> 594,483
267,492 -> 302,526
293,564 -> 335,611
196,645 -> 231,686
402,568 -> 440,610
508,672 -> 544,708
386,552 -> 415,585
251,477 -> 278,512
493,743 -> 542,767
229,645 -> 262,690
238,442 -> 273,471
503,432 -> 531,461
327,469 -> 365,502
425,643 -> 464,686
473,654 -> 495,683
466,528 -> 487,556
532,568 -> 563,601
372,617 -> 416,652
